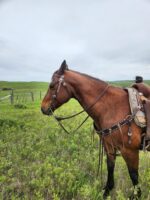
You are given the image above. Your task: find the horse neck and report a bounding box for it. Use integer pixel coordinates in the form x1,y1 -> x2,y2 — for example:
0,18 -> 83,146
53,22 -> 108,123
64,70 -> 130,130
65,70 -> 108,110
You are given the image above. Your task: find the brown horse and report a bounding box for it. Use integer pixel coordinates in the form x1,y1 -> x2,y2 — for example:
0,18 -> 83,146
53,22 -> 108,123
41,61 -> 143,199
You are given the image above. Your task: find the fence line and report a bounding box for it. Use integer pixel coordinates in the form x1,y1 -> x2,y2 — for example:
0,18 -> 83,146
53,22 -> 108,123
0,91 -> 45,104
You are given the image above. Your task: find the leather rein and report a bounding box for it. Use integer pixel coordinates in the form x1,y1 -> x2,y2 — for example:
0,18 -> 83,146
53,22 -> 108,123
49,75 -> 110,134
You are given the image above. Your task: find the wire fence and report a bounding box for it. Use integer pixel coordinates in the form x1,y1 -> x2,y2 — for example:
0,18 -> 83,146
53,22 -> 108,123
0,89 -> 45,105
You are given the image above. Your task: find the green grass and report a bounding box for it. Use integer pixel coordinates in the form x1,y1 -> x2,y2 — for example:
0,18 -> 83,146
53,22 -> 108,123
0,81 -> 48,91
0,81 -> 150,200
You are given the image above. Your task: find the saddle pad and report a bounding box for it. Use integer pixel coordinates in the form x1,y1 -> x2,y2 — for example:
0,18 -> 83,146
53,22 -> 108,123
126,88 -> 146,127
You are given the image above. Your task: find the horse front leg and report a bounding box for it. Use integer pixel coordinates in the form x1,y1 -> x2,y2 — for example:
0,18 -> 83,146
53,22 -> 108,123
103,153 -> 116,199
122,149 -> 141,199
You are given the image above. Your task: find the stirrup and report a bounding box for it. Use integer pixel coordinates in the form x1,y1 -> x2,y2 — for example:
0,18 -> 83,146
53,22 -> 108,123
142,137 -> 150,151
145,139 -> 150,151
145,142 -> 150,151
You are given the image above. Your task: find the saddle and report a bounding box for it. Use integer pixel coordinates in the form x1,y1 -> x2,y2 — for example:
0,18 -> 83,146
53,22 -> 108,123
126,87 -> 146,128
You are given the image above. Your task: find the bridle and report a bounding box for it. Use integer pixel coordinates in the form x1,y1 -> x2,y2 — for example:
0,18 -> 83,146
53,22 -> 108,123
48,74 -> 110,134
50,75 -> 66,102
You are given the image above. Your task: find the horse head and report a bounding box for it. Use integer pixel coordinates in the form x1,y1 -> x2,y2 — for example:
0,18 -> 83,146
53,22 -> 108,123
41,60 -> 72,115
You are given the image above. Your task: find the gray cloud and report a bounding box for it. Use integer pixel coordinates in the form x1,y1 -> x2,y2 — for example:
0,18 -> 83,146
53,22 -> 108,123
0,0 -> 7,2
0,0 -> 150,81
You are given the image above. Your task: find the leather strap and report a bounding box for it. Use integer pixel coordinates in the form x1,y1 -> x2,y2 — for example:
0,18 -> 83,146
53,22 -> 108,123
94,115 -> 134,136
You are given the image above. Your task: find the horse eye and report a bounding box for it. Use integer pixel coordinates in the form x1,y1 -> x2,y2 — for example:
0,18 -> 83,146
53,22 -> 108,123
49,83 -> 55,89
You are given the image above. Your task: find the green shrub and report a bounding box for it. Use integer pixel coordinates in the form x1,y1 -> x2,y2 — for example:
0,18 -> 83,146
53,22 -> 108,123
14,104 -> 27,109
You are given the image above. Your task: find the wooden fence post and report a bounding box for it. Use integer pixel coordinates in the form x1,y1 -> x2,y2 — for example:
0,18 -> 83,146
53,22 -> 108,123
10,89 -> 14,104
31,92 -> 34,102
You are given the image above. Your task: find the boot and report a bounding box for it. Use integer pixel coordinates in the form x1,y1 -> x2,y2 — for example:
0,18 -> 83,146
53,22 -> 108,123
143,100 -> 150,151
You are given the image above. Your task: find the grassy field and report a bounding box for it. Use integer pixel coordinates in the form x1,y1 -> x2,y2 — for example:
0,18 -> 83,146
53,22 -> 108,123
0,81 -> 150,200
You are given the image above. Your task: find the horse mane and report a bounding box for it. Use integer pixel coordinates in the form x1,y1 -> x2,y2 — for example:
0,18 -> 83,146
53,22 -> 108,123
69,70 -> 107,85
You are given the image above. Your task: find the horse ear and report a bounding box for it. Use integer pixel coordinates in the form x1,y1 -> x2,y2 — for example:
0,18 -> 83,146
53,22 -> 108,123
58,60 -> 69,75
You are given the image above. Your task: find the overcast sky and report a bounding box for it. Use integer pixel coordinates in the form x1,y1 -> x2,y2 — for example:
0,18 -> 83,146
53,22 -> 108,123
0,0 -> 150,81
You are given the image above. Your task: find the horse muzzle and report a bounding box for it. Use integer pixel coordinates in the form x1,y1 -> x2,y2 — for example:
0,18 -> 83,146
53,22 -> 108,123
41,107 -> 49,115
41,106 -> 54,116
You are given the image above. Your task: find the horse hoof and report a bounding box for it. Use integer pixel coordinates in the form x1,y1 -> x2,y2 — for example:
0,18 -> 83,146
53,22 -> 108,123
128,187 -> 141,200
136,187 -> 141,198
103,194 -> 110,200
103,188 -> 110,199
